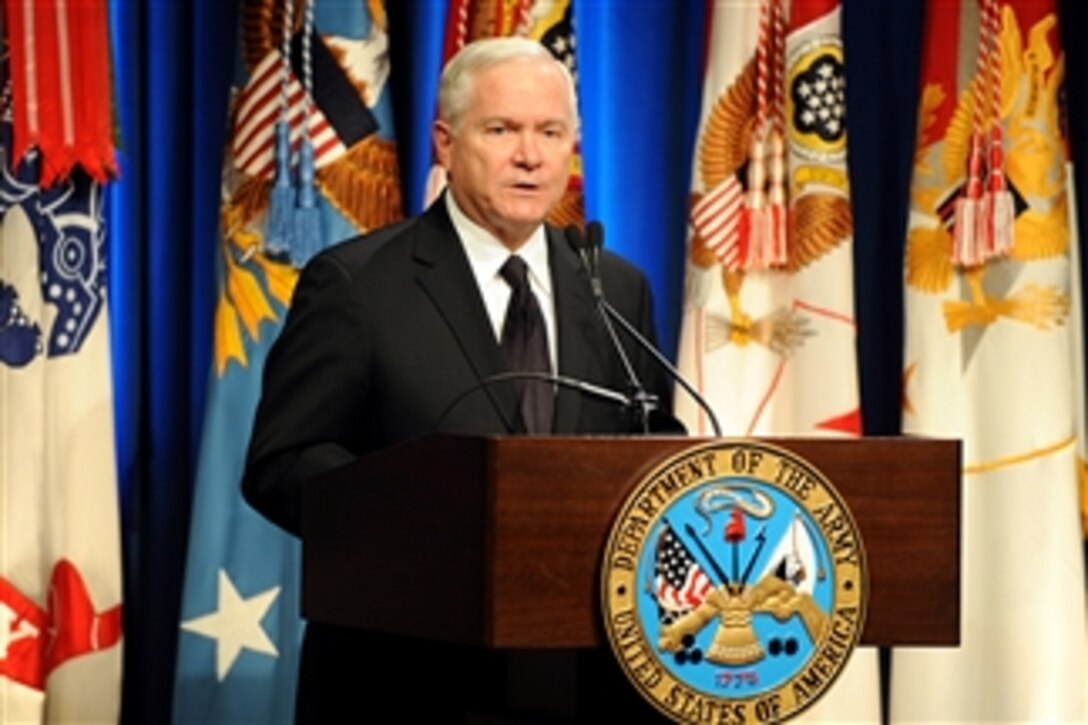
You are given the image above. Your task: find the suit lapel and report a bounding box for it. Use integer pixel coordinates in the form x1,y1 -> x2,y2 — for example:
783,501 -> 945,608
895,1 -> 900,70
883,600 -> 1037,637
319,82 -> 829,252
549,226 -> 597,434
411,202 -> 522,433
411,204 -> 599,435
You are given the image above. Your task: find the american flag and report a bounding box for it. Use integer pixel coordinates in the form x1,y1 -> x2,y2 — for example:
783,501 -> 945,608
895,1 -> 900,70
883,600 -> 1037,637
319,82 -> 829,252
230,48 -> 344,181
653,524 -> 713,626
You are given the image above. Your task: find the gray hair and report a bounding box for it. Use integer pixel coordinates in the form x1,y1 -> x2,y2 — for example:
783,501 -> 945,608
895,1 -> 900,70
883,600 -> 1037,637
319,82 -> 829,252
437,37 -> 579,133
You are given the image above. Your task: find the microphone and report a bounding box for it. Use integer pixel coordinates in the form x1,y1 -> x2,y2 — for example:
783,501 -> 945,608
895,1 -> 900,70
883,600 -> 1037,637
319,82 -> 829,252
566,222 -> 723,437
566,222 -> 660,433
583,221 -> 604,296
433,370 -> 633,434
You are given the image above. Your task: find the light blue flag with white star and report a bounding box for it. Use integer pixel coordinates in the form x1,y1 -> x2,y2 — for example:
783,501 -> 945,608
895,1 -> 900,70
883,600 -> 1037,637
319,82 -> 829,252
173,2 -> 402,721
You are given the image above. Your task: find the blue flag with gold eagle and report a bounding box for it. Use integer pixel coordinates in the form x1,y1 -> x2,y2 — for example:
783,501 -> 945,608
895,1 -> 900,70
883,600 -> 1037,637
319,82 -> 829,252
172,1 -> 401,721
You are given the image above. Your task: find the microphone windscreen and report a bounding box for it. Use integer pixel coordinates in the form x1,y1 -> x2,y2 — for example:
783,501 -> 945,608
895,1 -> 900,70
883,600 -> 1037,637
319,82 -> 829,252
586,220 -> 604,250
564,224 -> 586,253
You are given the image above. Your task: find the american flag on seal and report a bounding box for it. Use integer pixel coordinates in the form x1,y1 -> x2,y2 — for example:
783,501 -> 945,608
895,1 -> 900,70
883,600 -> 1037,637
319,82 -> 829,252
653,524 -> 713,626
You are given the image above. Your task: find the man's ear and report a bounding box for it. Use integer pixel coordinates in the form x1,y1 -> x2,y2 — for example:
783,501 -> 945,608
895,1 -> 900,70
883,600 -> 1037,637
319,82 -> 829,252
432,120 -> 453,169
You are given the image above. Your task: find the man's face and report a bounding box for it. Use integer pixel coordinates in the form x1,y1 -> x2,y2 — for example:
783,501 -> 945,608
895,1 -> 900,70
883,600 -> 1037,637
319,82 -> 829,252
434,57 -> 576,250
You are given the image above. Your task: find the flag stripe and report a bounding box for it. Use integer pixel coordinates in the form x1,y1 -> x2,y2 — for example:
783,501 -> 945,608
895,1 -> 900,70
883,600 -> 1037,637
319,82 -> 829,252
231,50 -> 346,181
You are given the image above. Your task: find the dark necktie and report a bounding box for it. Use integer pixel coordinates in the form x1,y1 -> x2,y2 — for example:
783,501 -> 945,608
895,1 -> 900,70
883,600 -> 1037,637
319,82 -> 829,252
499,255 -> 554,434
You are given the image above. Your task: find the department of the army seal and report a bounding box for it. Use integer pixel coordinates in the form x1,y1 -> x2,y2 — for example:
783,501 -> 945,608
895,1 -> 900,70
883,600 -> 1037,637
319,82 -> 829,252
601,441 -> 867,724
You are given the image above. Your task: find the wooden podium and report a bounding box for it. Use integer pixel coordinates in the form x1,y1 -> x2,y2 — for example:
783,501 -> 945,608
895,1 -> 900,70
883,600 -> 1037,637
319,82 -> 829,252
301,434 -> 960,717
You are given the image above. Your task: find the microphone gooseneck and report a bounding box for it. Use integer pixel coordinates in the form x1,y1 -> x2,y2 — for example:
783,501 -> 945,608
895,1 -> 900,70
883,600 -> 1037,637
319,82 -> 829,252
433,370 -> 632,434
566,223 -> 658,433
599,296 -> 722,437
568,221 -> 724,438
584,221 -> 604,296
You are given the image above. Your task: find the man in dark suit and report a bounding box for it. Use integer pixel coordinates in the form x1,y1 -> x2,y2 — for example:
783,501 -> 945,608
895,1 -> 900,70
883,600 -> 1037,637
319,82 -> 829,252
243,36 -> 670,722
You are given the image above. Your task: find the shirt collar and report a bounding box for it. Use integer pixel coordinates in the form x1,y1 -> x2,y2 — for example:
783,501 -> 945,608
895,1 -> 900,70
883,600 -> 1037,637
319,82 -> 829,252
445,192 -> 552,295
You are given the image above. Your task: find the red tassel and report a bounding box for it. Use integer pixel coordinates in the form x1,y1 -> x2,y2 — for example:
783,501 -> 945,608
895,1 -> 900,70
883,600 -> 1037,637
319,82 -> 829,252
742,136 -> 768,269
741,204 -> 765,269
952,132 -> 987,266
764,132 -> 788,267
985,125 -> 1014,258
988,190 -> 1014,258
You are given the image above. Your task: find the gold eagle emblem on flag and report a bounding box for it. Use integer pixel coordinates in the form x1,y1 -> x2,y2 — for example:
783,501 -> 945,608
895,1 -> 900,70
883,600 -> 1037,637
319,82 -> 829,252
905,3 -> 1069,333
688,14 -> 851,356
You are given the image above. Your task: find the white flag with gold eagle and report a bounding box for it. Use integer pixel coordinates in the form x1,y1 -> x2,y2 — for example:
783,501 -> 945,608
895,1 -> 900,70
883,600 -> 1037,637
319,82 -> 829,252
893,0 -> 1086,720
675,0 -> 877,720
677,0 -> 859,440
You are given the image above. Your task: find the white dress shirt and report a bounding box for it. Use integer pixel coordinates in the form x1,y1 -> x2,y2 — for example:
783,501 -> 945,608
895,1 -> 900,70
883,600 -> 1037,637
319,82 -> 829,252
445,193 -> 558,372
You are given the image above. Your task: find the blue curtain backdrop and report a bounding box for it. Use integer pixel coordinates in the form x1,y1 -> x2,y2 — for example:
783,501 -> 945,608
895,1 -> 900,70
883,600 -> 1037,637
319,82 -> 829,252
108,0 -> 237,721
106,0 -> 1087,722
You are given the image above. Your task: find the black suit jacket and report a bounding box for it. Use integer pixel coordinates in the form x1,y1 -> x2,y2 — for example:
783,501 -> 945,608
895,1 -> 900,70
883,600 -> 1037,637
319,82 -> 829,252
243,199 -> 670,536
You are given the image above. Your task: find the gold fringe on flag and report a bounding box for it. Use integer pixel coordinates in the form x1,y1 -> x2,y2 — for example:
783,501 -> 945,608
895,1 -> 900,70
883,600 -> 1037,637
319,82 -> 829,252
316,136 -> 403,233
